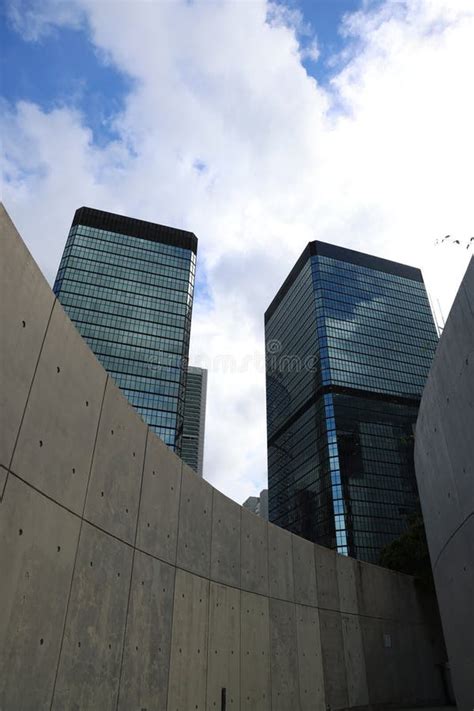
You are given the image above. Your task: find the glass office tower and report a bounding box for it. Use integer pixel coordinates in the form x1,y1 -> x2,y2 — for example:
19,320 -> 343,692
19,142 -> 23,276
181,366 -> 207,476
53,207 -> 197,454
265,241 -> 438,563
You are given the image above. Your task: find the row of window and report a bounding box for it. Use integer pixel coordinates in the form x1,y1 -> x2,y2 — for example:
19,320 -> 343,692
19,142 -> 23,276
324,351 -> 432,379
62,245 -> 193,290
69,317 -> 186,353
121,388 -> 178,415
56,272 -> 192,317
329,370 -> 425,396
66,303 -> 189,345
56,279 -> 189,328
313,266 -> 432,304
314,255 -> 426,291
323,324 -> 437,355
60,256 -> 194,300
322,310 -> 438,343
95,351 -> 183,382
325,345 -> 433,377
86,337 -> 184,366
320,305 -> 437,341
321,332 -> 436,363
69,238 -> 194,282
59,294 -> 188,342
73,225 -> 195,262
70,229 -> 195,272
315,282 -> 434,320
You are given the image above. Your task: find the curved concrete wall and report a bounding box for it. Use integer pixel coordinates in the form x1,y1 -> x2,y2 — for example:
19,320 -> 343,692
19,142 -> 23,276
415,257 -> 474,711
1,204 -> 447,710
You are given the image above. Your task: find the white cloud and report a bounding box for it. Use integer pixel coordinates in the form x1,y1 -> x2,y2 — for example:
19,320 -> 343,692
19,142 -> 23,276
6,0 -> 84,41
1,0 -> 473,504
301,38 -> 320,63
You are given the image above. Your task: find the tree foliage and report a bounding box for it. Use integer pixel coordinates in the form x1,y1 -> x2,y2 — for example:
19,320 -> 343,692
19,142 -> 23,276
379,513 -> 434,590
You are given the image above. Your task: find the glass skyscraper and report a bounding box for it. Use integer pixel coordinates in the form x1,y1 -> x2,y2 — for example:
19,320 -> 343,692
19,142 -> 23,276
181,366 -> 207,476
53,207 -> 197,454
265,241 -> 438,563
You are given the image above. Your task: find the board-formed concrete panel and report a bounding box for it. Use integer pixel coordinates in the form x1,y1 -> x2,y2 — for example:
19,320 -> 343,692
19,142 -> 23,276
433,516 -> 474,709
167,568 -> 210,711
315,543 -> 340,611
394,573 -> 424,625
241,591 -> 271,711
410,620 -> 446,703
432,314 -> 474,523
137,433 -> 182,564
52,522 -> 133,711
268,523 -> 294,602
342,614 -> 369,706
360,616 -> 398,705
292,533 -> 318,606
295,604 -> 325,710
241,507 -> 269,596
210,489 -> 241,587
337,554 -> 359,615
415,385 -> 463,561
0,475 -> 80,711
319,609 -> 349,708
118,551 -> 175,711
176,463 -> 213,578
269,599 -> 300,710
11,300 -> 107,514
356,560 -> 396,620
206,582 -> 240,710
84,380 -> 147,543
0,204 -> 55,474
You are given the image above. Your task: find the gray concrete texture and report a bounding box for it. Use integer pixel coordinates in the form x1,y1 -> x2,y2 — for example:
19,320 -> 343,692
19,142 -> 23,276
415,257 -> 474,711
0,203 -> 448,709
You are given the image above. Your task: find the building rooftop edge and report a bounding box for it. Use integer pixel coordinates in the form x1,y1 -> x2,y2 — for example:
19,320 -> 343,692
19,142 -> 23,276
72,206 -> 198,254
264,240 -> 424,324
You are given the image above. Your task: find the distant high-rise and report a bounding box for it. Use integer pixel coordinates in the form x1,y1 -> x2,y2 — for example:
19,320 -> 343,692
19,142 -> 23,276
53,207 -> 197,454
242,489 -> 268,520
181,366 -> 207,476
265,241 -> 438,563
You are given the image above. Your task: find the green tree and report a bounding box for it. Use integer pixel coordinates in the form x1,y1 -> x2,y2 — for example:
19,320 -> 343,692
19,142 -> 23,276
379,513 -> 434,590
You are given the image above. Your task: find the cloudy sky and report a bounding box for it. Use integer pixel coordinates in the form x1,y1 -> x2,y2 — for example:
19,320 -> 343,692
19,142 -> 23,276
1,0 -> 473,504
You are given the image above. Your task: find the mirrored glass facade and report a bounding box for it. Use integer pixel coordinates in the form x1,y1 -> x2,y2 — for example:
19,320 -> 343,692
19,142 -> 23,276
53,207 -> 197,453
265,241 -> 438,563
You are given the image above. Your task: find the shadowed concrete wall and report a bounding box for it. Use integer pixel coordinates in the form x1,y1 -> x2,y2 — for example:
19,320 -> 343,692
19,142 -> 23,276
415,257 -> 474,711
1,204 -> 447,710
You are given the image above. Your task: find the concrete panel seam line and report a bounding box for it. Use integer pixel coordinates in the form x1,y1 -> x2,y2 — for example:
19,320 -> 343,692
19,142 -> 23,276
0,297 -> 55,502
49,374 -> 109,711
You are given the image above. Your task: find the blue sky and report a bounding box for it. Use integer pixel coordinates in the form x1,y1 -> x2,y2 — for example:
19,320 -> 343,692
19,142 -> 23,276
0,11 -> 132,144
0,0 -> 367,144
1,0 -> 473,502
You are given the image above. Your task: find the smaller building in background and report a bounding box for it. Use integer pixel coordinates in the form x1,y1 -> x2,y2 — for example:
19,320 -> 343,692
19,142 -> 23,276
243,489 -> 268,520
181,366 -> 207,476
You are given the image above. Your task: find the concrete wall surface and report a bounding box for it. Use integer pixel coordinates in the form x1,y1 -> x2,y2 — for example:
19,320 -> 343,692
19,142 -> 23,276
415,257 -> 474,711
1,203 -> 448,710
